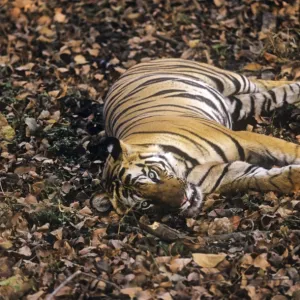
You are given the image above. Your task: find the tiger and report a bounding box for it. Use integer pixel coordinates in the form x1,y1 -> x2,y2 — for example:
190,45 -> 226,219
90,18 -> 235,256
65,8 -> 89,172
90,58 -> 300,217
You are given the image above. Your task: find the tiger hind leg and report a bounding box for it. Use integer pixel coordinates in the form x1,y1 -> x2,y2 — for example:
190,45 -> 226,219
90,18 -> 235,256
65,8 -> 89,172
187,161 -> 300,196
228,82 -> 300,123
234,130 -> 300,168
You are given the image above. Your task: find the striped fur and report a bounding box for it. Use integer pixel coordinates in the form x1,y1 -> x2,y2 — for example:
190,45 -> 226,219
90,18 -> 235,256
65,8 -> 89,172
96,58 -> 300,217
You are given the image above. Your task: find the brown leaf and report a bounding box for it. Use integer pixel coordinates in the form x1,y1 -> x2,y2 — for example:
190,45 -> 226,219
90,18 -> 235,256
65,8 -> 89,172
193,253 -> 226,268
0,114 -> 15,141
50,228 -> 63,240
0,275 -> 33,299
32,181 -> 45,195
74,55 -> 87,65
18,245 -> 32,257
120,287 -> 142,299
214,0 -> 225,7
168,258 -> 192,272
16,63 -> 35,71
243,63 -> 263,71
14,166 -> 36,175
253,253 -> 270,270
0,55 -> 9,66
208,217 -> 233,236
264,52 -> 278,63
78,206 -> 93,215
54,9 -> 66,23
0,238 -> 13,250
94,74 -> 104,81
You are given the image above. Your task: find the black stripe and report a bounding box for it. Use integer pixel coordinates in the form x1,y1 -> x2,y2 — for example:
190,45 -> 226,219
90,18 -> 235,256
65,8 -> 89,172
122,188 -> 128,198
198,165 -> 216,185
209,163 -> 231,192
188,104 -> 224,123
115,181 -> 121,198
165,92 -> 225,120
269,173 -> 282,191
159,144 -> 199,167
110,99 -> 153,131
250,95 -> 255,118
234,165 -> 260,181
282,88 -> 287,105
268,90 -> 277,104
181,128 -> 228,162
141,89 -> 186,100
230,96 -> 243,122
266,98 -> 271,113
119,117 -> 154,139
127,130 -> 208,157
119,167 -> 126,179
262,94 -> 268,114
144,160 -> 167,169
124,174 -> 131,185
204,85 -> 232,124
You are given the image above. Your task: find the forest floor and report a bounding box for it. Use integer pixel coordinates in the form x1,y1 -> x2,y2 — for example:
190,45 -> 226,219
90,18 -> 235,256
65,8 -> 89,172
0,0 -> 300,299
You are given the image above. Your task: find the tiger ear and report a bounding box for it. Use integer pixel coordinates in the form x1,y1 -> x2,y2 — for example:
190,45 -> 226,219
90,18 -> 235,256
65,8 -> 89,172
100,137 -> 122,160
100,137 -> 131,161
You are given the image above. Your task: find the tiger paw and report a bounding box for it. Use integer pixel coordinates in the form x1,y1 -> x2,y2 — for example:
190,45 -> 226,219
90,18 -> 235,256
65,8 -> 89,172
279,61 -> 300,81
90,192 -> 113,213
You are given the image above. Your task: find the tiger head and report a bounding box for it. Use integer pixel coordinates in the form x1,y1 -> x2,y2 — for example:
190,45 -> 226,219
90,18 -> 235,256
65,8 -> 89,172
94,137 -> 202,217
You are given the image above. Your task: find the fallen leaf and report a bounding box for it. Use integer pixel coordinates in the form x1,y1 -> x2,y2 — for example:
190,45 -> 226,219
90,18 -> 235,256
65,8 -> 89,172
54,9 -> 66,23
16,63 -> 35,71
0,238 -> 13,250
120,287 -> 142,299
243,63 -> 263,71
193,253 -> 226,268
168,258 -> 192,272
74,55 -> 87,65
253,253 -> 270,270
0,114 -> 15,141
26,290 -> 45,300
50,228 -> 63,240
18,245 -> 32,257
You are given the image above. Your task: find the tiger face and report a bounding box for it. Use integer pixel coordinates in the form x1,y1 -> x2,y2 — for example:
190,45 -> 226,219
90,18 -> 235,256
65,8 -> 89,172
99,137 -> 202,217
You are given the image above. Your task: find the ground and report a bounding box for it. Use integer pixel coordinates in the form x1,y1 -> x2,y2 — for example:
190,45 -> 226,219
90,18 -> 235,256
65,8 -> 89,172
0,0 -> 300,299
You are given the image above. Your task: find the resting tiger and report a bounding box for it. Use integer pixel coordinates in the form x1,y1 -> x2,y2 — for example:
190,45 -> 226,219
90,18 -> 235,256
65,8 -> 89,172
91,58 -> 300,217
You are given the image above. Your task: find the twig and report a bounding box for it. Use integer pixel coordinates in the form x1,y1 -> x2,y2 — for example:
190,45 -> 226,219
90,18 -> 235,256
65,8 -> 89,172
46,270 -> 82,300
139,219 -> 300,248
46,271 -> 120,300
153,33 -> 179,46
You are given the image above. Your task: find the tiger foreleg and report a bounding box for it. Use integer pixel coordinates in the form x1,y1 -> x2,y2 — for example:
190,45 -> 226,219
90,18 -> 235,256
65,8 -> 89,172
234,130 -> 300,168
229,82 -> 300,122
188,161 -> 300,196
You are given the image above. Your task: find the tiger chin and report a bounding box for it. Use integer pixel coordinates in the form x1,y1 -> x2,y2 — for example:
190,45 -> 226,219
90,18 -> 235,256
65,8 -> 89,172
92,137 -> 203,218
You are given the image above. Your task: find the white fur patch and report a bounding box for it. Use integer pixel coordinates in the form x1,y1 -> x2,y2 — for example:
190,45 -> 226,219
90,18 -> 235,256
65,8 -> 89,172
107,144 -> 114,153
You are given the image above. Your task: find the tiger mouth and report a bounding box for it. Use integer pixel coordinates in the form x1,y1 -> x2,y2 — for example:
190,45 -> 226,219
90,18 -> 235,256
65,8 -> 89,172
179,184 -> 202,216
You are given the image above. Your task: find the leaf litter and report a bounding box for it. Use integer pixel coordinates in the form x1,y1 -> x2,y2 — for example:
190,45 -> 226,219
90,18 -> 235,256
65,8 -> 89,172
0,0 -> 300,299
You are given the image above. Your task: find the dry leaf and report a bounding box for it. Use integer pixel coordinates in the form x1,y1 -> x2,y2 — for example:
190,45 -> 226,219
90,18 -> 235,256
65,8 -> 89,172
120,287 -> 142,299
0,238 -> 13,250
193,253 -> 226,268
243,63 -> 263,71
78,206 -> 93,215
54,9 -> 66,23
50,228 -> 63,240
0,114 -> 15,141
74,55 -> 87,65
253,253 -> 270,270
18,245 -> 32,257
168,258 -> 192,272
214,0 -> 225,7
